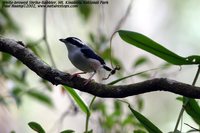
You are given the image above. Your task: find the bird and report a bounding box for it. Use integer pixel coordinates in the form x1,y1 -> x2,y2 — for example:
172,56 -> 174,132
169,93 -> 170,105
59,37 -> 114,85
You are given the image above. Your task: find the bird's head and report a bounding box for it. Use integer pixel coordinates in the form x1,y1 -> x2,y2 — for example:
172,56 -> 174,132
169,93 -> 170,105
59,37 -> 84,50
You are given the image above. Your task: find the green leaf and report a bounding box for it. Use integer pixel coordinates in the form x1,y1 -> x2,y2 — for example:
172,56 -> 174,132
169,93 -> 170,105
91,100 -> 106,115
6,72 -> 27,85
0,8 -> 19,33
118,30 -> 200,65
176,97 -> 183,102
41,79 -> 53,91
60,130 -> 75,133
138,73 -> 151,79
159,62 -> 172,69
63,86 -> 90,115
0,95 -> 8,106
84,129 -> 93,133
133,129 -> 147,133
128,105 -> 162,133
112,100 -> 122,116
1,53 -> 12,62
28,122 -> 45,133
184,97 -> 200,125
136,96 -> 144,111
89,32 -> 95,43
26,40 -> 43,56
122,114 -> 135,126
133,56 -> 150,68
77,0 -> 92,21
101,48 -> 123,68
26,90 -> 53,107
11,87 -> 23,106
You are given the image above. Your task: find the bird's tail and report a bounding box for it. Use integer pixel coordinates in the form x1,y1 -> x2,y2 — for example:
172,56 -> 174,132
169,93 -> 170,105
102,65 -> 120,80
103,65 -> 112,71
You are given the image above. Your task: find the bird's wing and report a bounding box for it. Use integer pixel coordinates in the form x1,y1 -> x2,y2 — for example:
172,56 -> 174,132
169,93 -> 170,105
81,47 -> 105,65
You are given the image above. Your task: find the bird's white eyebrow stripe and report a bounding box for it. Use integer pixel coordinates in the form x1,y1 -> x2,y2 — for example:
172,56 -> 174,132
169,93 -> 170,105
73,38 -> 85,45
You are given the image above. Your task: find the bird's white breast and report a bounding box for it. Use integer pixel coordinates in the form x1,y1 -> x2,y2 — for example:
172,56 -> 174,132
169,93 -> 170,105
68,48 -> 101,72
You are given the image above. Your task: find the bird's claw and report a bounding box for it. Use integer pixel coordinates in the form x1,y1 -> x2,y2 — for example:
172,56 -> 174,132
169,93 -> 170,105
102,74 -> 110,80
83,79 -> 94,85
70,74 -> 81,80
70,72 -> 86,80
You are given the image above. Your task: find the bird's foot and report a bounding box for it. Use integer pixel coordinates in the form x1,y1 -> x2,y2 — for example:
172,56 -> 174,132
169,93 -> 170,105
102,74 -> 110,80
83,79 -> 95,85
70,72 -> 86,80
70,74 -> 81,80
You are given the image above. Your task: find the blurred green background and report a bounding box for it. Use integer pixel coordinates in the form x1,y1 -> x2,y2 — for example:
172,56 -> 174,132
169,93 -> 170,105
1,0 -> 200,133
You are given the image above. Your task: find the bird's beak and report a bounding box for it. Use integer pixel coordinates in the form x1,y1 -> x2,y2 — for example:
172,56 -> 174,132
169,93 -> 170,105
59,39 -> 65,43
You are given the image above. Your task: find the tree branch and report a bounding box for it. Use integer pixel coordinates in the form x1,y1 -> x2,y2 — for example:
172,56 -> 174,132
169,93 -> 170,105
1,38 -> 200,98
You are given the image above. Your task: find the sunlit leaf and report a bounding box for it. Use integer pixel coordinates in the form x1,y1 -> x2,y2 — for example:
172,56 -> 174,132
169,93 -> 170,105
63,86 -> 90,115
28,122 -> 45,133
118,30 -> 200,65
26,90 -> 53,107
128,105 -> 162,133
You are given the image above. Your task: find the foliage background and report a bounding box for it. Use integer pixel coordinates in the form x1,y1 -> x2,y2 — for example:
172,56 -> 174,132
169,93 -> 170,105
1,0 -> 200,133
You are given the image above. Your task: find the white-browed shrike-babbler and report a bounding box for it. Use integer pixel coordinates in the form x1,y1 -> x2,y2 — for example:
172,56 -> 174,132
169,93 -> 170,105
59,37 -> 114,85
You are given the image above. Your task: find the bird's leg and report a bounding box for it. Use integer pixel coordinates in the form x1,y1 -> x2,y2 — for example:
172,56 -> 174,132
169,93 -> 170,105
84,71 -> 96,85
70,71 -> 87,79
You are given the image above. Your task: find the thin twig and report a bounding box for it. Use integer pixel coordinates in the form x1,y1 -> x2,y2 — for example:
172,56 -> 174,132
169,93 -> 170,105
109,31 -> 118,68
48,105 -> 78,133
85,96 -> 96,133
109,0 -> 134,68
184,123 -> 200,132
43,3 -> 56,68
112,0 -> 134,33
173,64 -> 200,132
